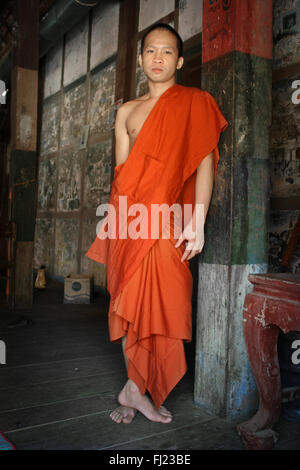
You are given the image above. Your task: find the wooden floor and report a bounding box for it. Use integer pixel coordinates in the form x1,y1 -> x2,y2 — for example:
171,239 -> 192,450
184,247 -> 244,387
0,280 -> 299,451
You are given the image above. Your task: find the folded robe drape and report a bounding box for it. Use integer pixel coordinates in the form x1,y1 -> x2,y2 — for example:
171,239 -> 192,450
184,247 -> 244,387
85,84 -> 228,409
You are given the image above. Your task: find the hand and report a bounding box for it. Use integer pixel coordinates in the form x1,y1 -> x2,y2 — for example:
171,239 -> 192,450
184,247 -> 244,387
174,213 -> 205,262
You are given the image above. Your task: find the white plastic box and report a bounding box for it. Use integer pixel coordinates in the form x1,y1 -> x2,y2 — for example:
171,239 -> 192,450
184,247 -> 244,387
64,273 -> 92,304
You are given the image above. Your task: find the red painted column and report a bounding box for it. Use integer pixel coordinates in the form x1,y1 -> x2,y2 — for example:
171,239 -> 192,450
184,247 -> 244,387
195,0 -> 274,422
202,0 -> 273,63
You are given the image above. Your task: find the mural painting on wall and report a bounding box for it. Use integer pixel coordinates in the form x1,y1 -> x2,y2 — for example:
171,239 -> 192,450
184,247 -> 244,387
90,63 -> 116,138
269,2 -> 300,274
39,96 -> 60,157
270,76 -> 300,199
85,140 -> 112,210
273,0 -> 300,67
37,159 -> 56,211
33,218 -> 54,271
55,218 -> 79,277
57,151 -> 82,211
269,212 -> 300,273
61,83 -> 86,149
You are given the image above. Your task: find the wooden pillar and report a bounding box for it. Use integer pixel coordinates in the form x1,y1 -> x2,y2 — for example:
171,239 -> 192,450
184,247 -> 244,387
9,0 -> 39,308
111,0 -> 139,172
194,0 -> 273,418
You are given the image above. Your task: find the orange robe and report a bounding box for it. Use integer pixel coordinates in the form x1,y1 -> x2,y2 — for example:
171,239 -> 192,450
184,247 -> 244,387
85,84 -> 228,409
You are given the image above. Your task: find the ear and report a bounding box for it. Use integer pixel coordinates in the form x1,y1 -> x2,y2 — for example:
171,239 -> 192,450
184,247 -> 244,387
176,57 -> 184,70
138,54 -> 143,68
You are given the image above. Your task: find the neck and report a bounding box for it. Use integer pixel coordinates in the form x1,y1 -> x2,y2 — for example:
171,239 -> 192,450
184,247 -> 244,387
147,78 -> 176,99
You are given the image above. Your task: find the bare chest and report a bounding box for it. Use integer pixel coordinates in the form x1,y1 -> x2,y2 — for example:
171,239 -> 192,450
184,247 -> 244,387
126,98 -> 158,147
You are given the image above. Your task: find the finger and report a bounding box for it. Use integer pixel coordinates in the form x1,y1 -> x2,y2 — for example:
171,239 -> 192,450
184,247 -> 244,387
185,239 -> 197,251
183,241 -> 196,259
174,233 -> 185,248
187,240 -> 204,253
187,249 -> 199,260
181,248 -> 191,262
187,245 -> 204,260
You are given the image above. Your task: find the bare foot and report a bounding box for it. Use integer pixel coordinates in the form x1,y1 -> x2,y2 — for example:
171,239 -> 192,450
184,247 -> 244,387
118,379 -> 173,424
110,406 -> 137,424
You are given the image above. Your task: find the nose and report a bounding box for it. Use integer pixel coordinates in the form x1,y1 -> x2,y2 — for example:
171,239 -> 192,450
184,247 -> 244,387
153,51 -> 163,62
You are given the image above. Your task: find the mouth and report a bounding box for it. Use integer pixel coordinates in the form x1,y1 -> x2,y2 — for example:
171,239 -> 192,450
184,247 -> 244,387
152,68 -> 163,73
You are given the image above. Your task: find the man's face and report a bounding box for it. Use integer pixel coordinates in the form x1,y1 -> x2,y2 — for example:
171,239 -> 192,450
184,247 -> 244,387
139,29 -> 184,84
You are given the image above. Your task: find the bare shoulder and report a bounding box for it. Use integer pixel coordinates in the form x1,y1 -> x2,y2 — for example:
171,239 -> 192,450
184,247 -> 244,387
116,94 -> 150,119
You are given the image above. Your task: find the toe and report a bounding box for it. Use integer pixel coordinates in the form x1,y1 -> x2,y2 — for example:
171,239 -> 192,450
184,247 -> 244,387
159,406 -> 172,417
122,409 -> 136,424
160,414 -> 172,424
122,416 -> 133,424
110,411 -> 121,423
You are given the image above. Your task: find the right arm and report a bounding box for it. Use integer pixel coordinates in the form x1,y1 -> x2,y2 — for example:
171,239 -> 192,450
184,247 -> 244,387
114,103 -> 130,166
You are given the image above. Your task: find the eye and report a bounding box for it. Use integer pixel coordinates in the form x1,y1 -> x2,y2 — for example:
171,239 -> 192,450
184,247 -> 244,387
164,50 -> 172,54
146,49 -> 154,53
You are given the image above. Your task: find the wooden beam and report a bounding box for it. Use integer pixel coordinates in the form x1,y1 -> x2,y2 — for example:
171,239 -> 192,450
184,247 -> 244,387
9,0 -> 39,309
12,0 -> 39,70
272,62 -> 300,83
112,0 -> 139,174
115,0 -> 140,104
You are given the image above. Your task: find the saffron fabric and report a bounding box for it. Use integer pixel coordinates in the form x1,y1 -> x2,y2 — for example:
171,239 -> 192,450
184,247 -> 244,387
108,205 -> 193,409
86,84 -> 228,408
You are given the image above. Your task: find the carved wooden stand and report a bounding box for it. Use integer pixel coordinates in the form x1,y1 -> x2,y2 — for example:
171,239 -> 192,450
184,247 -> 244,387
237,273 -> 300,450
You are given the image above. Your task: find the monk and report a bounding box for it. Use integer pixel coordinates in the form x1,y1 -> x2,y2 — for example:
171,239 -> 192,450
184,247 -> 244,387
85,23 -> 228,424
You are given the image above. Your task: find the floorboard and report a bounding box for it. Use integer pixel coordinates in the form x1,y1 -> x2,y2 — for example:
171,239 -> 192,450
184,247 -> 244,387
0,280 -> 299,450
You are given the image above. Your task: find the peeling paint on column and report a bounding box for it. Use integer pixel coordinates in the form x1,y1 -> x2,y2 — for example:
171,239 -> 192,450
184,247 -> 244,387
57,150 -> 82,211
19,114 -> 33,148
198,0 -> 273,418
61,82 -> 86,149
246,159 -> 270,265
89,63 -> 116,138
228,366 -> 259,416
196,263 -> 267,417
55,218 -> 79,276
226,264 -> 266,416
33,217 -> 54,271
40,94 -> 60,157
202,0 -> 273,63
37,158 -> 56,211
85,140 -> 112,209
